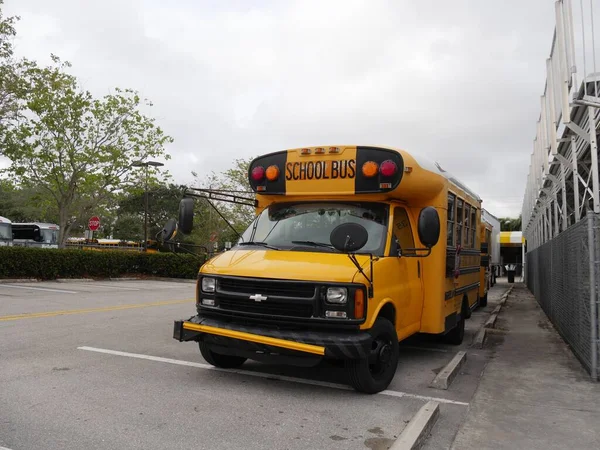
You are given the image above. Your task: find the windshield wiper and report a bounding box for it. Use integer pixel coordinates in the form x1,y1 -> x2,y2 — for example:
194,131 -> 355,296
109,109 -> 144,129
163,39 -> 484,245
237,241 -> 280,250
291,240 -> 335,249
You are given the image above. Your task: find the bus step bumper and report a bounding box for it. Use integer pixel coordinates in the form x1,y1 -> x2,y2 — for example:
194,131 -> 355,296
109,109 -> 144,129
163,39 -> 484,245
173,316 -> 372,360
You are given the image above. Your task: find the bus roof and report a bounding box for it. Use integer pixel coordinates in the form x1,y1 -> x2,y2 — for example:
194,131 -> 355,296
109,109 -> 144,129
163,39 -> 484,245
248,145 -> 482,205
0,216 -> 12,224
12,222 -> 60,229
406,152 -> 481,202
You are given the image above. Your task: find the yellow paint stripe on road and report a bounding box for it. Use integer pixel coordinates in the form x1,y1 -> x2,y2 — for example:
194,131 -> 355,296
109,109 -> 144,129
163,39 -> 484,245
0,299 -> 194,321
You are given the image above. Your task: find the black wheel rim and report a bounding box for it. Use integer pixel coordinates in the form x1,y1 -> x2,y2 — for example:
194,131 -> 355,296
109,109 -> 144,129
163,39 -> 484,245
368,334 -> 394,379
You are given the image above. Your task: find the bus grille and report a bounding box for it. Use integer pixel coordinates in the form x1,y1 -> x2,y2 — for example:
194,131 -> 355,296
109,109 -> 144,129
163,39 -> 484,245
218,277 -> 316,298
217,298 -> 314,318
214,277 -> 317,319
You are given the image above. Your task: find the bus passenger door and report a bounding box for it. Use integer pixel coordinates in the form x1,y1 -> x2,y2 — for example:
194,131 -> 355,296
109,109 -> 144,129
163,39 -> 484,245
389,206 -> 424,337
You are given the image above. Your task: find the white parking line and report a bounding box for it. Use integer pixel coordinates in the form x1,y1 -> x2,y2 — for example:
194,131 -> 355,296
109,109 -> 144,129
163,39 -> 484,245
81,284 -> 140,291
78,346 -> 469,406
0,446 -> 15,450
1,284 -> 77,294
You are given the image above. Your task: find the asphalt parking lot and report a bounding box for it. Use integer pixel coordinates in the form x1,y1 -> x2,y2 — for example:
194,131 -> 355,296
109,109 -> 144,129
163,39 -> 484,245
0,279 -> 508,450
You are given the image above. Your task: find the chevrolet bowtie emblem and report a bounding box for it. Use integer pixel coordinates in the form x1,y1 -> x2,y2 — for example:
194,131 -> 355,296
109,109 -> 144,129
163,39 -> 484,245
249,294 -> 268,302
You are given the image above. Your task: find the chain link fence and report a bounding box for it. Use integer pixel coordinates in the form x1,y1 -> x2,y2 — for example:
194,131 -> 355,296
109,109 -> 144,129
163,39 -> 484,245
526,213 -> 599,380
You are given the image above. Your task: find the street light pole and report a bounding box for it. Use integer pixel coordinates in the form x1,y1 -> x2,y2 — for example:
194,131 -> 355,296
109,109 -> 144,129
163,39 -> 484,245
144,164 -> 149,250
132,160 -> 165,251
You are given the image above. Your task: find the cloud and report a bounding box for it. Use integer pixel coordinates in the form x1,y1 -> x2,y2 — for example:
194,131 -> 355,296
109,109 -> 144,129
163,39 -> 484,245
3,0 -> 556,218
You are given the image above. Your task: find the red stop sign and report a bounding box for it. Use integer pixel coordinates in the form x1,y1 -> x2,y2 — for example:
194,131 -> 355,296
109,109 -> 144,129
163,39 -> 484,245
88,216 -> 100,231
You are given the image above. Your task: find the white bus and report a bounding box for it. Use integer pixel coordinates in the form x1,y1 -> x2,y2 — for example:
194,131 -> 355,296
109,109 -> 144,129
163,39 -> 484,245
12,222 -> 59,249
482,209 -> 501,283
0,216 -> 12,247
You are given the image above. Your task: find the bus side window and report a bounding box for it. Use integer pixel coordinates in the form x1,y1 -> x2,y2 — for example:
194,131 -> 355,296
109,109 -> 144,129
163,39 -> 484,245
391,207 -> 415,256
447,193 -> 456,246
471,208 -> 477,247
464,203 -> 471,247
456,199 -> 464,247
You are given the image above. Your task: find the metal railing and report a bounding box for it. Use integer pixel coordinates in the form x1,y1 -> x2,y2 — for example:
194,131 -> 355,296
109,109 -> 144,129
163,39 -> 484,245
526,212 -> 599,380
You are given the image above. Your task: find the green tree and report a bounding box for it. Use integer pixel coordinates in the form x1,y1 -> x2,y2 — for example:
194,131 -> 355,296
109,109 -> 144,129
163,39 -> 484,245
113,183 -> 187,241
0,0 -> 20,127
112,214 -> 143,241
191,157 -> 256,247
500,215 -> 522,231
193,158 -> 254,224
1,57 -> 173,246
0,179 -> 54,222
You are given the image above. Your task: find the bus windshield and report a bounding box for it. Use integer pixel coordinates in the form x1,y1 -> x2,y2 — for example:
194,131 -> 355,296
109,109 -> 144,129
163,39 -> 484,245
238,202 -> 389,255
0,223 -> 11,241
41,228 -> 58,244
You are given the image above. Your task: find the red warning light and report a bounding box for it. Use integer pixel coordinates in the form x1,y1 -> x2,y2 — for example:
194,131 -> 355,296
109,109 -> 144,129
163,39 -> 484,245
251,166 -> 265,181
380,160 -> 397,177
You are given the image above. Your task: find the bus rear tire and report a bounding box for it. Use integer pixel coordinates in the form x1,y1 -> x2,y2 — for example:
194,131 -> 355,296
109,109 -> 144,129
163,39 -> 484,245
444,315 -> 465,345
199,342 -> 247,368
480,293 -> 488,307
464,297 -> 473,319
346,318 -> 399,394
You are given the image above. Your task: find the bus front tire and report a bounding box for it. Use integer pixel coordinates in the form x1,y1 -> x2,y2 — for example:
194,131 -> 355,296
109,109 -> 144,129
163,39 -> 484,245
199,342 -> 247,368
444,315 -> 465,345
346,318 -> 399,394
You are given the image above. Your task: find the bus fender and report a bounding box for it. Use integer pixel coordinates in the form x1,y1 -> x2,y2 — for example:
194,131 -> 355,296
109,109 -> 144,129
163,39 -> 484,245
365,299 -> 396,330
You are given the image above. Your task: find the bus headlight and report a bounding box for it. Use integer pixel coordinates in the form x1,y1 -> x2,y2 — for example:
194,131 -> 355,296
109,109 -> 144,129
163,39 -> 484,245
326,287 -> 347,304
201,277 -> 216,293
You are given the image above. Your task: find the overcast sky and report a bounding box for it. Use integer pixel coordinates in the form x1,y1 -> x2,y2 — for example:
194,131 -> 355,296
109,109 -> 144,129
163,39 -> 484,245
2,0 -> 557,218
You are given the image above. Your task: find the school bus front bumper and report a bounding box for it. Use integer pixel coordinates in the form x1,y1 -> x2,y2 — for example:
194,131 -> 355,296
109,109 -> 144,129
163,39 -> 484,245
173,316 -> 372,360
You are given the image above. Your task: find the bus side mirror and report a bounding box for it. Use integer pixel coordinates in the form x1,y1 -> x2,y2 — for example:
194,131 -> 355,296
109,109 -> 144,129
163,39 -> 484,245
160,218 -> 178,242
179,198 -> 195,234
418,206 -> 440,248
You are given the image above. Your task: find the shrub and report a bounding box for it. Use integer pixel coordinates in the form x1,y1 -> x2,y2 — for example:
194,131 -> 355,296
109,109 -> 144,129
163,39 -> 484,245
0,246 -> 205,280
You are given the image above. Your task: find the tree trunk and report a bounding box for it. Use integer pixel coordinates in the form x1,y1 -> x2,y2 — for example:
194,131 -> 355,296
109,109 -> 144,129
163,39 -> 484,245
58,206 -> 68,249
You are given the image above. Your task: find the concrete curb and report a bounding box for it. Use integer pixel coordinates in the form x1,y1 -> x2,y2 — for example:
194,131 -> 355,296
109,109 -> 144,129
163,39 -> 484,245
0,279 -> 39,283
473,286 -> 514,348
430,351 -> 467,390
391,401 -> 440,450
484,305 -> 501,329
499,286 -> 513,306
472,327 -> 487,348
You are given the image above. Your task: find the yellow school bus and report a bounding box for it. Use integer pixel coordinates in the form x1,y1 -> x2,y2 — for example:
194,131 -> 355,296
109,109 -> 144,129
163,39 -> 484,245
478,219 -> 493,307
65,238 -> 159,253
172,145 -> 482,393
